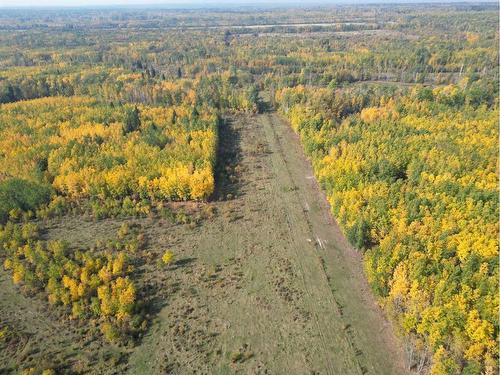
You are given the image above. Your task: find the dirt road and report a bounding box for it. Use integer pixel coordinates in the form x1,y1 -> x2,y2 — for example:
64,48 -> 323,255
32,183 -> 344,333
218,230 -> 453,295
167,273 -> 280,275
127,111 -> 408,375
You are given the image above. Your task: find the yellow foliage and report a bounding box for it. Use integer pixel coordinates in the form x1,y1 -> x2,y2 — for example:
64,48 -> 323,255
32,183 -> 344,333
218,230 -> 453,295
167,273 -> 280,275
276,84 -> 499,373
162,250 -> 174,265
0,97 -> 218,202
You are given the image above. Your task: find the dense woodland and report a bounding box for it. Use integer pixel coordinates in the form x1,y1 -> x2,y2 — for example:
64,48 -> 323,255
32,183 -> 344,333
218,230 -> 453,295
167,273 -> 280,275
275,83 -> 498,375
0,3 -> 498,375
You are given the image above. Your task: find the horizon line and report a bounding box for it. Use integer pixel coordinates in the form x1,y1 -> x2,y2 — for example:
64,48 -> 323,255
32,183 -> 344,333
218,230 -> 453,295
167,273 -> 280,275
0,0 -> 497,9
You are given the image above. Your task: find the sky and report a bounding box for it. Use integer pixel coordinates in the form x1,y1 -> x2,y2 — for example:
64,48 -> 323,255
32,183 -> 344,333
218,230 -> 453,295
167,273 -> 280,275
0,0 -> 208,5
0,0 -> 494,6
1,0 -> 323,7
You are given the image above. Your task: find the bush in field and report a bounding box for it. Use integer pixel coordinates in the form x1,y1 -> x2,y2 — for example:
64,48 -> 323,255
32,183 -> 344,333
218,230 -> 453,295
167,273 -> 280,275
162,250 -> 174,266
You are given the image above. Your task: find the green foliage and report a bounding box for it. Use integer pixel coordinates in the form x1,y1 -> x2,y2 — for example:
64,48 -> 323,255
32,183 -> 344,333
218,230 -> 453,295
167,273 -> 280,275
346,219 -> 371,250
123,106 -> 141,134
0,178 -> 52,223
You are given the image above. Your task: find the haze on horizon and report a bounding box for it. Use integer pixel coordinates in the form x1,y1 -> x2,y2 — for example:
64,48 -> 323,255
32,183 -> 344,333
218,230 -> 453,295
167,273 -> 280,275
0,0 -> 493,7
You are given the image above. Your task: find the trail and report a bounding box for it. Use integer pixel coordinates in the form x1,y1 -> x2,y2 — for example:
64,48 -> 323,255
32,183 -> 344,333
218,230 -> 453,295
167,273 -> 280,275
127,109 -> 408,374
258,111 -> 407,374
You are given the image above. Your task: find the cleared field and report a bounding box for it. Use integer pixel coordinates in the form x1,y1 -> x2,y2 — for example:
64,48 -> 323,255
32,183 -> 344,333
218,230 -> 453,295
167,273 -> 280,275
0,109 -> 406,374
126,110 -> 407,374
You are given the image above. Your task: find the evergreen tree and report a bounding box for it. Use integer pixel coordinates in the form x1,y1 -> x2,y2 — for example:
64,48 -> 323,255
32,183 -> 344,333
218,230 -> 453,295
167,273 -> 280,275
123,106 -> 141,134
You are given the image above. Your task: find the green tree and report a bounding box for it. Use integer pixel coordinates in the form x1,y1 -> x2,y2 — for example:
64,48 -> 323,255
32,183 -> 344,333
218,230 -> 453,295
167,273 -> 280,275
123,106 -> 141,134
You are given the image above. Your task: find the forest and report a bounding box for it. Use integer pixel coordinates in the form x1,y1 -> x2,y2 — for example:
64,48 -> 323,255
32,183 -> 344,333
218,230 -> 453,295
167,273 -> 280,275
0,3 -> 498,375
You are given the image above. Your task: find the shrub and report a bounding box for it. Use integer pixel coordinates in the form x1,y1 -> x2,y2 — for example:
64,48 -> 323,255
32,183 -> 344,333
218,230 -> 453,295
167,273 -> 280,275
101,322 -> 120,343
161,250 -> 174,265
0,178 -> 53,223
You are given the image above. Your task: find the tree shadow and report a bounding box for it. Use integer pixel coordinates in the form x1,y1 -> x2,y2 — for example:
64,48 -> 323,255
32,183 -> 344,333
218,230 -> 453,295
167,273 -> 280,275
212,117 -> 243,201
258,98 -> 273,113
169,257 -> 197,270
